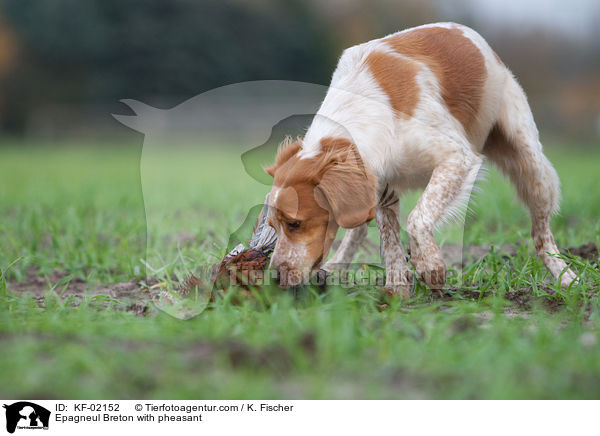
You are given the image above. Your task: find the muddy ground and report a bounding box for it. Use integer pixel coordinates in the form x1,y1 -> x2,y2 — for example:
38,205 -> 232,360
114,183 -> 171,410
7,269 -> 157,316
6,242 -> 598,317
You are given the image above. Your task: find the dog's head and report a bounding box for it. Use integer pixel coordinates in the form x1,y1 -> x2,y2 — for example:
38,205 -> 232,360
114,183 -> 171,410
265,136 -> 377,286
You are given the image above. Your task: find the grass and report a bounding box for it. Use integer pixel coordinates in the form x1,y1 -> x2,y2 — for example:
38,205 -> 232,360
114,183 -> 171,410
0,137 -> 599,399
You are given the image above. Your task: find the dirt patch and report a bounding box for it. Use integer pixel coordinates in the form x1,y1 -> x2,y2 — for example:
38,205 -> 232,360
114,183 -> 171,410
0,333 -> 300,379
8,268 -> 88,297
299,331 -> 317,358
443,241 -> 598,266
430,287 -> 494,302
225,340 -> 292,373
441,243 -> 518,267
451,315 -> 479,334
504,288 -> 532,309
8,241 -> 597,316
565,242 -> 598,261
183,338 -> 297,374
431,284 -> 564,313
94,278 -> 158,301
505,286 -> 563,312
7,267 -> 157,316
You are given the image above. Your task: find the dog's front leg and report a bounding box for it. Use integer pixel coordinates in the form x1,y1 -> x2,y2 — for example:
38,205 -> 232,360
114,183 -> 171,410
407,150 -> 480,289
376,186 -> 413,299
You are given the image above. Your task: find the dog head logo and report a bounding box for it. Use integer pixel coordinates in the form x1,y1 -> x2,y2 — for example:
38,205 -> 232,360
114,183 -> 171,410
3,402 -> 50,433
111,80 -> 329,272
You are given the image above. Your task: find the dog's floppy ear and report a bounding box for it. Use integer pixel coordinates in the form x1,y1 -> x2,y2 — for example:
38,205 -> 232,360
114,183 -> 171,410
315,138 -> 377,228
264,136 -> 302,177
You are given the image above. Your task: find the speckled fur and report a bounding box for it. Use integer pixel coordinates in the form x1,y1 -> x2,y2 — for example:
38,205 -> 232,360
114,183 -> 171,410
376,186 -> 413,297
266,22 -> 578,294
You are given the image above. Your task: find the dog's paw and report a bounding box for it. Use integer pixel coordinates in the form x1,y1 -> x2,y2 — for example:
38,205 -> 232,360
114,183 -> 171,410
383,269 -> 414,299
412,252 -> 447,290
560,269 -> 579,288
383,283 -> 413,300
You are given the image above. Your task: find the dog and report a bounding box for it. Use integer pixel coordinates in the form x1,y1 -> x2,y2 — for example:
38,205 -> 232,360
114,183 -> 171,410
264,22 -> 578,297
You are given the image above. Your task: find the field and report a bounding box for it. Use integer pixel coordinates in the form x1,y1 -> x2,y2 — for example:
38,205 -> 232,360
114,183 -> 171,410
1,137 -> 599,399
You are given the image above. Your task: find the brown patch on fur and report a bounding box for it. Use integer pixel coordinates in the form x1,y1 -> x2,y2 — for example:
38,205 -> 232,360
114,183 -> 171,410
320,136 -> 354,153
364,51 -> 420,119
384,26 -> 486,136
266,137 -> 377,276
275,183 -> 329,223
315,137 -> 377,228
269,182 -> 334,277
269,137 -> 377,228
264,136 -> 302,177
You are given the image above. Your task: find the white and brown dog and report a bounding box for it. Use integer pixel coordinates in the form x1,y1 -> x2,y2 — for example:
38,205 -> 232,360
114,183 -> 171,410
265,22 -> 577,296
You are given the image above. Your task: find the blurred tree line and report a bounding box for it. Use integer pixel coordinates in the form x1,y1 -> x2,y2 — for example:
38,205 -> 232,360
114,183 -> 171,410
0,0 -> 338,133
0,0 -> 598,139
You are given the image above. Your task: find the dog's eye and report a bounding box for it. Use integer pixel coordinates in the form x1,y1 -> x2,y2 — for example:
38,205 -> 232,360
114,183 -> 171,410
286,220 -> 302,231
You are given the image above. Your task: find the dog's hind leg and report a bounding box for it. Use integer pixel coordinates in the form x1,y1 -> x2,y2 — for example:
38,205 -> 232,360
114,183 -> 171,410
483,74 -> 577,287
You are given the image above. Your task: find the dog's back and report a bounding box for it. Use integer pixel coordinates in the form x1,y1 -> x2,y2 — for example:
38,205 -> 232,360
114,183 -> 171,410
303,23 -> 509,178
